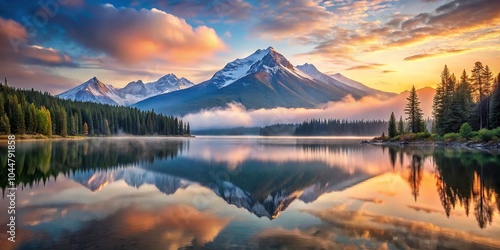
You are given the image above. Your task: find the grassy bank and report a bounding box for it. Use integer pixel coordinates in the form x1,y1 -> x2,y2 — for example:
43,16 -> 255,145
370,126 -> 500,150
0,134 -> 194,142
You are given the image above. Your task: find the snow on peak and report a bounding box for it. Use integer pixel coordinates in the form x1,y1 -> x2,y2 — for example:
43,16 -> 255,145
210,46 -> 302,88
58,74 -> 194,106
145,73 -> 194,94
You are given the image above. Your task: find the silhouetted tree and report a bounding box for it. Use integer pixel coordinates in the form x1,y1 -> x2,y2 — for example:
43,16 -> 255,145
405,85 -> 425,133
388,112 -> 397,138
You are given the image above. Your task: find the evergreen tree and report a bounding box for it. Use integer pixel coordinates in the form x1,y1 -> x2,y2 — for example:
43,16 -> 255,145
12,104 -> 26,134
490,73 -> 500,128
471,62 -> 488,128
481,65 -> 493,128
56,107 -> 67,136
449,70 -> 472,132
405,85 -> 424,133
388,112 -> 397,138
83,122 -> 89,136
0,113 -> 10,134
397,116 -> 404,135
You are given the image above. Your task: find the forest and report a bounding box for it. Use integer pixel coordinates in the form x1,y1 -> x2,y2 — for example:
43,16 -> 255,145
386,61 -> 500,142
0,83 -> 190,137
294,119 -> 387,136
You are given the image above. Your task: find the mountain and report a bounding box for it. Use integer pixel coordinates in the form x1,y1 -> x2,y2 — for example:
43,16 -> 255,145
135,47 -> 387,115
58,77 -> 127,106
57,74 -> 193,106
144,73 -> 194,95
296,63 -> 393,97
71,167 -> 190,194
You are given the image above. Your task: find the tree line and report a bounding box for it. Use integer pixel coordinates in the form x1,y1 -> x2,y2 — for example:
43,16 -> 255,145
295,119 -> 387,136
432,63 -> 500,134
387,61 -> 500,140
0,83 -> 190,136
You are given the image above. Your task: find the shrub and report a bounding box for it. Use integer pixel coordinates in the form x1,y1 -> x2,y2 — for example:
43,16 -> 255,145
444,132 -> 460,142
401,133 -> 417,141
416,131 -> 431,140
389,135 -> 401,142
477,129 -> 495,142
431,134 -> 443,141
459,123 -> 473,140
492,127 -> 500,137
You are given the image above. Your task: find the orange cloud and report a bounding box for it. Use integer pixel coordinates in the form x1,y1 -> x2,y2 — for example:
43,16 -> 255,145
0,18 -> 79,93
404,49 -> 472,61
58,5 -> 226,64
298,0 -> 500,65
346,63 -> 385,71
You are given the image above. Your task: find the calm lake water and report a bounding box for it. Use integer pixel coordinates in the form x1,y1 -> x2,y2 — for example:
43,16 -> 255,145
1,136 -> 500,250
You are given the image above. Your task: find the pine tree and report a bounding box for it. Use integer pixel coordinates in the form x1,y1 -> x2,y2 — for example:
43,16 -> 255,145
481,65 -> 493,128
56,107 -> 67,136
471,62 -> 487,128
104,118 -> 111,135
12,104 -> 26,134
449,70 -> 472,132
405,85 -> 424,133
490,73 -> 500,128
83,122 -> 89,136
397,116 -> 404,135
0,113 -> 10,134
388,112 -> 397,138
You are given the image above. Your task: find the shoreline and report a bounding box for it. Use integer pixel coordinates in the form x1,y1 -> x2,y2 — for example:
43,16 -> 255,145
0,134 -> 195,142
365,140 -> 500,152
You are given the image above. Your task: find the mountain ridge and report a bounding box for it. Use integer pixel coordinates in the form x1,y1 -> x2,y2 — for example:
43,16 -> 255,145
57,73 -> 194,105
134,47 -> 391,115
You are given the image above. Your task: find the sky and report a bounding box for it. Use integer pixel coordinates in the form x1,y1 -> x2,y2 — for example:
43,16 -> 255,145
0,0 -> 499,94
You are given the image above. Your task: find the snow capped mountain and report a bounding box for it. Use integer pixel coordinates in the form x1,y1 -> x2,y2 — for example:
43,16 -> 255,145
58,77 -> 127,106
209,46 -> 312,89
144,73 -> 194,94
210,47 -> 271,88
135,46 -> 370,115
121,80 -> 147,96
330,72 -> 390,96
71,167 -> 190,194
296,63 -> 393,97
57,74 -> 194,106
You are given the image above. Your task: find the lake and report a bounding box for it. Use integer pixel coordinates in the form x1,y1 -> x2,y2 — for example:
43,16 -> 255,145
1,136 -> 500,250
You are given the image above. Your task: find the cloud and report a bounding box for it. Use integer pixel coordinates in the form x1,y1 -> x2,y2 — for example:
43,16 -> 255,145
253,205 -> 500,250
0,18 -> 78,93
164,0 -> 253,22
252,0 -> 334,41
299,0 -> 500,63
56,5 -> 226,64
403,48 -> 471,61
382,70 -> 396,73
346,63 -> 385,71
183,87 -> 435,130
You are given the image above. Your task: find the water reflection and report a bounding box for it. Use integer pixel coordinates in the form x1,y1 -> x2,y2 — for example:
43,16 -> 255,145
433,148 -> 500,229
1,137 -> 499,249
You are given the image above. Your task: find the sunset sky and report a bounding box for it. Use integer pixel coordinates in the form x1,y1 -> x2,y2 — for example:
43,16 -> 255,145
0,0 -> 499,94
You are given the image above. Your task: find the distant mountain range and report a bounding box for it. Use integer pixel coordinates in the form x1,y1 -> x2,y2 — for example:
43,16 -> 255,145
57,73 -> 194,106
56,47 -> 396,115
134,47 -> 395,115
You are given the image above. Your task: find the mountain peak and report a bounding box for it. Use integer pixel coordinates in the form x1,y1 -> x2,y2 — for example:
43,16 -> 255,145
159,73 -> 178,80
297,63 -> 318,71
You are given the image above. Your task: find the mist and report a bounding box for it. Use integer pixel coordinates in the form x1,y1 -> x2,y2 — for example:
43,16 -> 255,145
183,88 -> 435,130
